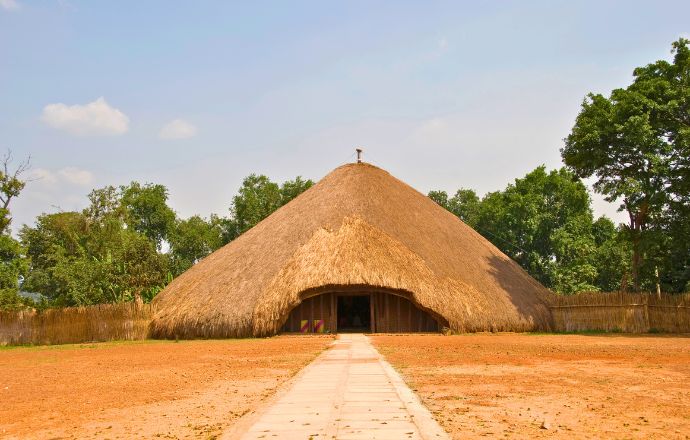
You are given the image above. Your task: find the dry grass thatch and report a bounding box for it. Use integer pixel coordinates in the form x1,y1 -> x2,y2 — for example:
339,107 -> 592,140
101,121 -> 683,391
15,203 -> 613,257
150,162 -> 554,338
0,302 -> 154,345
551,291 -> 690,333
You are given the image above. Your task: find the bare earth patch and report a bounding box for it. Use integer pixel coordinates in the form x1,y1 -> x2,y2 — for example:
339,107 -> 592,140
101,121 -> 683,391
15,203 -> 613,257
0,335 -> 333,439
371,333 -> 690,439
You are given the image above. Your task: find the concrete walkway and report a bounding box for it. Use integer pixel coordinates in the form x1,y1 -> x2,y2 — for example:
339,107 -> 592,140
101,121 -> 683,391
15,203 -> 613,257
237,334 -> 449,440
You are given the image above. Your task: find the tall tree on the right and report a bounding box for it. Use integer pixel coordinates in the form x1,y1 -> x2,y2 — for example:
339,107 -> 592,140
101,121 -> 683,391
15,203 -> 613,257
562,39 -> 690,292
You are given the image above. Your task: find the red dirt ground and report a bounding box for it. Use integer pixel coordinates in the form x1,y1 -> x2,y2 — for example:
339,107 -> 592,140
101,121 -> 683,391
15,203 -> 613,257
0,336 -> 333,439
371,333 -> 690,440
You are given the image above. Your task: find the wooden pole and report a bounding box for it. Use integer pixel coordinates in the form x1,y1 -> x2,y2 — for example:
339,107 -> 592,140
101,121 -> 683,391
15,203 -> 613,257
369,293 -> 375,333
655,266 -> 661,298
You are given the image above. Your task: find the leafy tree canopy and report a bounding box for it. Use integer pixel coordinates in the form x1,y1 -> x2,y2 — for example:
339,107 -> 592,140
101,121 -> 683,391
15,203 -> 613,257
20,182 -> 172,306
168,215 -> 224,276
13,172 -> 314,309
121,182 -> 176,247
0,151 -> 30,310
430,166 -> 623,294
429,189 -> 481,227
0,152 -> 29,235
222,174 -> 313,242
561,38 -> 690,291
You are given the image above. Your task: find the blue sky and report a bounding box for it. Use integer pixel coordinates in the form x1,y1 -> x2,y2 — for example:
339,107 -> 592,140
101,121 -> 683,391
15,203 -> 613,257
1,1 -> 689,231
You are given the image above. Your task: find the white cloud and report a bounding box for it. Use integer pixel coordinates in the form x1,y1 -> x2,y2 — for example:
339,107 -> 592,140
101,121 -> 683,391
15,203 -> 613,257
58,167 -> 94,185
41,97 -> 129,136
417,117 -> 448,134
14,168 -> 93,231
29,167 -> 93,187
29,168 -> 58,184
158,118 -> 197,140
0,0 -> 20,11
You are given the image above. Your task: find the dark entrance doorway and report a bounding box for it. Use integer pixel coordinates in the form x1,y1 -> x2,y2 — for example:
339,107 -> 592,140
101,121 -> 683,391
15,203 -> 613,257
337,295 -> 370,332
280,290 -> 444,333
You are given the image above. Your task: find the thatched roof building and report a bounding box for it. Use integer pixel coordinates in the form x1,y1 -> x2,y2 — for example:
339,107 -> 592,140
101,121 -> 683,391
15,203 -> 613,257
151,162 -> 553,338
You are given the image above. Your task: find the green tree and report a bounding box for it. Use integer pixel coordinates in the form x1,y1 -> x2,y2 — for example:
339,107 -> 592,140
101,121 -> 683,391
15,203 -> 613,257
449,189 -> 481,227
645,209 -> 689,293
120,182 -> 176,248
0,151 -> 30,310
21,182 -> 172,306
20,211 -> 167,306
562,39 -> 690,291
229,174 -> 282,237
221,174 -> 314,243
549,217 -> 598,294
427,191 -> 450,211
0,234 -> 29,310
119,232 -> 169,303
20,212 -> 89,303
428,189 -> 480,227
85,185 -> 122,223
591,216 -> 631,293
0,152 -> 30,235
431,166 -> 604,294
168,215 -> 223,276
279,176 -> 313,206
476,167 -> 597,291
428,190 -> 450,210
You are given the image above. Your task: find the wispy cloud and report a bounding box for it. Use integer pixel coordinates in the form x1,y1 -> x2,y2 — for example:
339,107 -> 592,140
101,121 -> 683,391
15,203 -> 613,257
158,118 -> 197,140
41,97 -> 129,136
0,0 -> 20,11
58,167 -> 94,185
18,166 -> 95,230
30,167 -> 94,186
29,168 -> 58,184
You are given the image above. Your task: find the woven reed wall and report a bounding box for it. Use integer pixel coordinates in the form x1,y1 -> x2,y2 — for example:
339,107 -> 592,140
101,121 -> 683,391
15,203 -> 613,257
550,292 -> 690,333
0,302 -> 155,346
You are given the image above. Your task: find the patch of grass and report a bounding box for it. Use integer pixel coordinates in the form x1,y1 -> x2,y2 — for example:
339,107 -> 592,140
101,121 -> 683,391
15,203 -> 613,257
526,330 -> 690,338
526,329 -> 624,336
445,331 -> 514,336
0,335 -> 333,352
0,339 -> 169,352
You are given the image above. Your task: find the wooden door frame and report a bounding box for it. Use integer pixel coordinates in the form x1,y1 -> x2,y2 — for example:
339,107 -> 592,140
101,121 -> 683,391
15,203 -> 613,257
291,284 -> 448,332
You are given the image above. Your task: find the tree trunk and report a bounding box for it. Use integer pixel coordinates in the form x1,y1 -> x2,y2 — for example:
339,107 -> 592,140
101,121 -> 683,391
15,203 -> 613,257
631,238 -> 641,292
655,266 -> 661,298
627,202 -> 649,293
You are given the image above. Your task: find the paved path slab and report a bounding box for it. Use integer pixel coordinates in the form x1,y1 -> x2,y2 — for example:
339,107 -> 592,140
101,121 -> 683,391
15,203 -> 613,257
236,334 -> 448,440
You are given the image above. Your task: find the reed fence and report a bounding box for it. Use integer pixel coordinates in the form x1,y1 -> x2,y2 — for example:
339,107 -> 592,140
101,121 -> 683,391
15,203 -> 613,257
550,291 -> 690,333
0,302 -> 155,345
2,292 -> 689,345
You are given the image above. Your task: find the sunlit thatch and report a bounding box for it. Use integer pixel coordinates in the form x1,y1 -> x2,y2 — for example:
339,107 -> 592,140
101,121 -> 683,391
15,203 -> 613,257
150,162 -> 553,338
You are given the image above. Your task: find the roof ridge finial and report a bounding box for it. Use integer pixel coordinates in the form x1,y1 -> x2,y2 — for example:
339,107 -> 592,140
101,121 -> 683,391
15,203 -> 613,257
356,147 -> 363,163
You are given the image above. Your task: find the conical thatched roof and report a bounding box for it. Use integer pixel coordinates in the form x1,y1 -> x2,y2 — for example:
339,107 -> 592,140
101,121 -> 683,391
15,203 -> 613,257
151,162 -> 553,338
